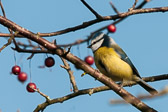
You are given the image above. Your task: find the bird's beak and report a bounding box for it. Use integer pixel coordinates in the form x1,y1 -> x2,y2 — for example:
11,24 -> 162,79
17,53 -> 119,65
87,44 -> 92,48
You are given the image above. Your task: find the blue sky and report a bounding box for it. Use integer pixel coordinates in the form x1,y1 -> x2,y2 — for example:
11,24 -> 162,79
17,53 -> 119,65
0,0 -> 168,112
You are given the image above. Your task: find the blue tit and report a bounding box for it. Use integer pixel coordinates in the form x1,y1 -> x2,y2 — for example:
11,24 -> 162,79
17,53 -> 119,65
89,32 -> 157,95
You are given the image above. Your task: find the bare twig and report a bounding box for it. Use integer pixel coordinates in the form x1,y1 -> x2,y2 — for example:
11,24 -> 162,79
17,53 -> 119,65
60,57 -> 78,92
129,0 -> 139,11
33,87 -> 102,112
58,39 -> 87,47
12,46 -> 50,54
36,88 -> 51,102
81,0 -> 102,19
0,33 -> 23,37
0,0 -> 6,17
12,41 -> 50,54
109,1 -> 120,15
17,41 -> 39,49
27,53 -> 34,60
0,32 -> 18,52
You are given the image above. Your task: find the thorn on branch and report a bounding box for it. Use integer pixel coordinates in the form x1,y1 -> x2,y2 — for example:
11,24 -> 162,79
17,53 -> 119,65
27,53 -> 34,60
63,46 -> 72,56
53,39 -> 57,45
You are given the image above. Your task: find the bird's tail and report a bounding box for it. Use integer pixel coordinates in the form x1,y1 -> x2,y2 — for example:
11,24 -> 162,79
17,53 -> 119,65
137,77 -> 158,95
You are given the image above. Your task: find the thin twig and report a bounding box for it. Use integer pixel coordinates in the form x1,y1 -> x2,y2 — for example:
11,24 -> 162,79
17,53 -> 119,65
36,88 -> 51,102
0,0 -> 16,51
0,32 -> 18,52
60,56 -> 78,92
109,1 -> 120,14
0,0 -> 6,17
17,41 -> 39,48
12,46 -> 50,54
81,0 -> 102,19
27,53 -> 34,60
129,0 -> 139,11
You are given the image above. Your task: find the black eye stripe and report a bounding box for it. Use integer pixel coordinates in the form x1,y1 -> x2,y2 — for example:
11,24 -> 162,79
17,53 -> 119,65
90,36 -> 104,46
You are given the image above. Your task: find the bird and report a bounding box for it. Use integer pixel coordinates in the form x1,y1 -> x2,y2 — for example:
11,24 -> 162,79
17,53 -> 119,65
88,32 -> 158,95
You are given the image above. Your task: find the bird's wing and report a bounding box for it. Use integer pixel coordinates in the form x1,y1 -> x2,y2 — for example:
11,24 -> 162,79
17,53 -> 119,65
112,44 -> 141,78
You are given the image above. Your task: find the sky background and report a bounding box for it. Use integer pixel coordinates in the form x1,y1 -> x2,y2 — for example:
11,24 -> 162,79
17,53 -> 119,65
0,0 -> 168,112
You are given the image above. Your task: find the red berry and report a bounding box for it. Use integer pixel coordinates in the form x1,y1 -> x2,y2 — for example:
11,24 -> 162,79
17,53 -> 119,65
12,65 -> 21,75
107,24 -> 116,33
26,82 -> 37,93
18,72 -> 27,82
84,56 -> 94,65
45,57 -> 55,67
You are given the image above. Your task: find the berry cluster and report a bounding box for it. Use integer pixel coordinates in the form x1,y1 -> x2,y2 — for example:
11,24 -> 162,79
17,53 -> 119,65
11,65 -> 37,92
11,56 -> 55,93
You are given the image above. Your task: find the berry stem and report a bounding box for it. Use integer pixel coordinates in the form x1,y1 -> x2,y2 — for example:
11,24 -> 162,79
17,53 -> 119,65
29,59 -> 32,82
13,50 -> 16,65
77,45 -> 81,58
46,53 -> 49,58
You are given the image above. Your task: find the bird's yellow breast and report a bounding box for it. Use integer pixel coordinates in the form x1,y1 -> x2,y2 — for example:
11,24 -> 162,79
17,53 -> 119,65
94,47 -> 133,81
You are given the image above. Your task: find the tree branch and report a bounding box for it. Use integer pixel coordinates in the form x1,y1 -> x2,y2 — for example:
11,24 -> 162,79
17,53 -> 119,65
0,15 -> 163,111
1,6 -> 168,38
33,74 -> 168,112
30,6 -> 168,37
91,0 -> 151,33
60,57 -> 78,92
